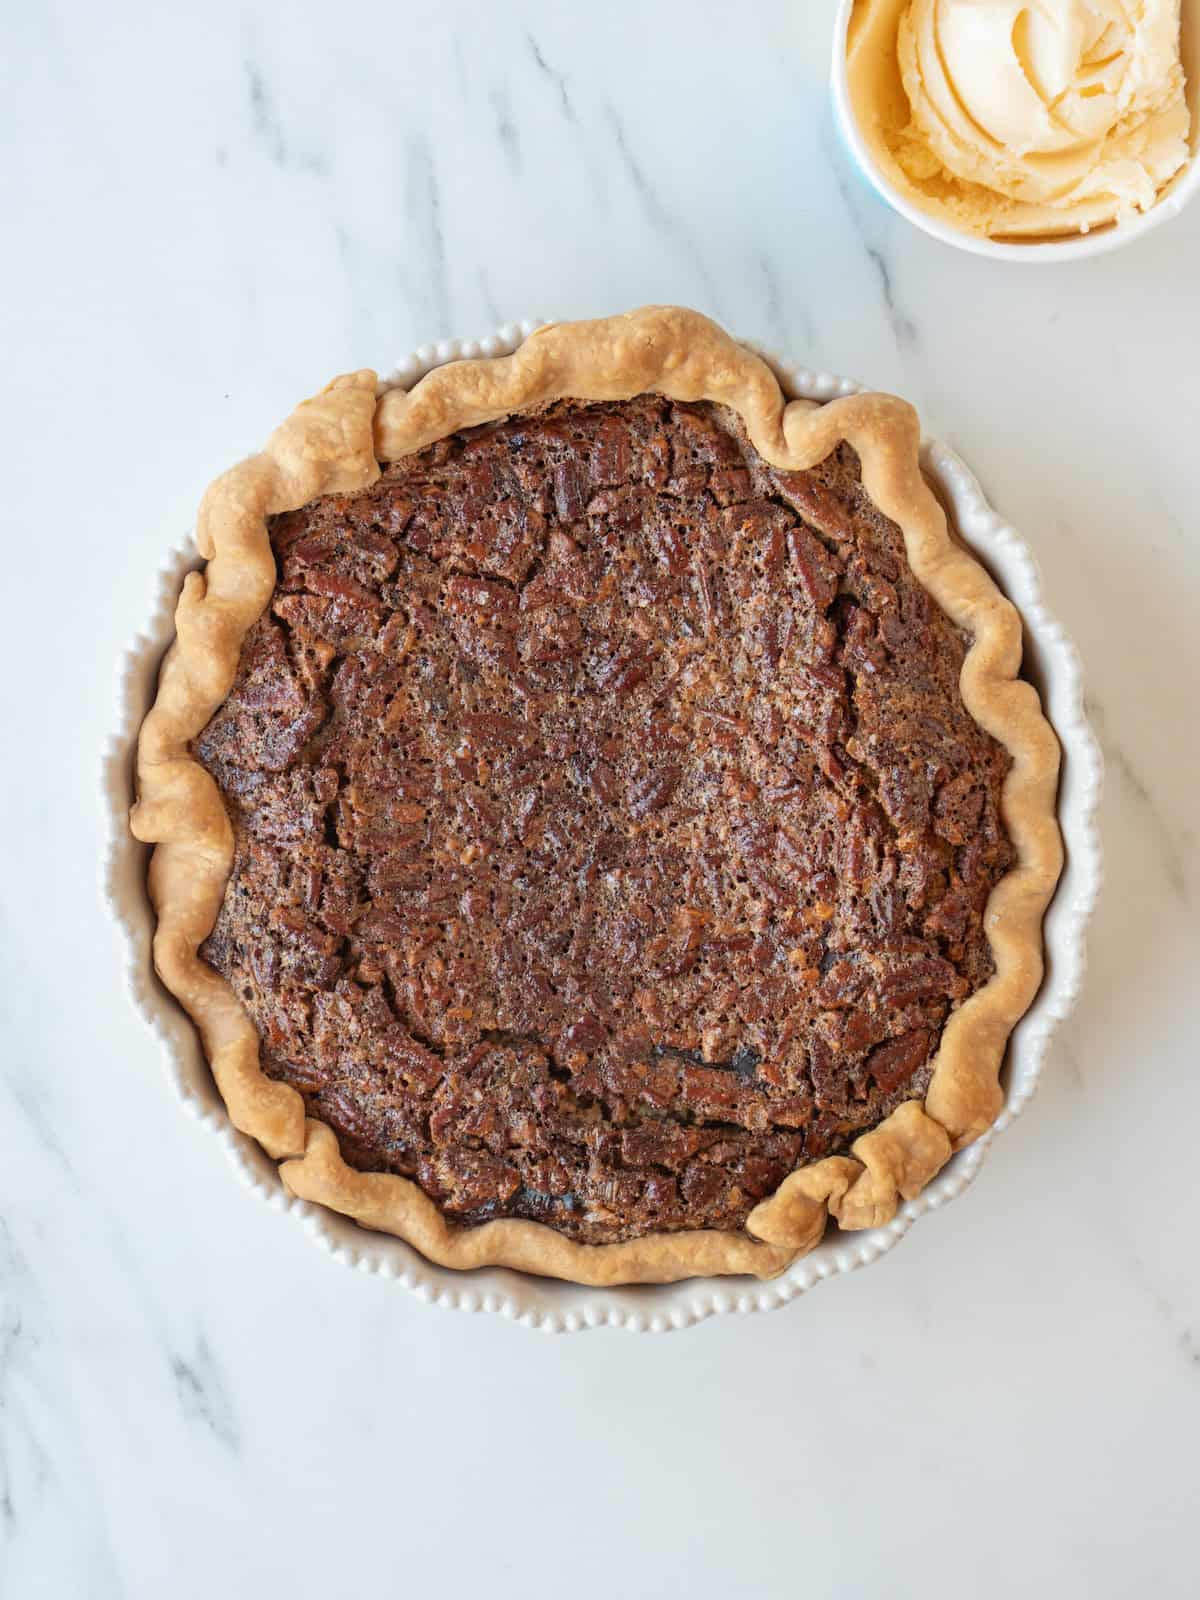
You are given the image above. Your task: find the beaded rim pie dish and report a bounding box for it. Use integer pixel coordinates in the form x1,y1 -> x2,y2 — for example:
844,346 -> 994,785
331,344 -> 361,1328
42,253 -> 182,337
128,306 -> 1064,1290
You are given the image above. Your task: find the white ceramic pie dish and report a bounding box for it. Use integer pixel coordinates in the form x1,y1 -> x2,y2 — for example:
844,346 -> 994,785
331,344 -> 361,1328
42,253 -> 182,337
105,320 -> 1102,1332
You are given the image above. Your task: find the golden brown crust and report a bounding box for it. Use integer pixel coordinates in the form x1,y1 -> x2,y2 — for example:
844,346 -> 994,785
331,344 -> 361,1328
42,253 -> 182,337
133,308 -> 1062,1282
282,1122 -> 795,1285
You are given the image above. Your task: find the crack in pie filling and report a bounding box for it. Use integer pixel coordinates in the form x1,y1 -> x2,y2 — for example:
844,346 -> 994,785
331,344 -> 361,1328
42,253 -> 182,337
133,309 -> 1061,1282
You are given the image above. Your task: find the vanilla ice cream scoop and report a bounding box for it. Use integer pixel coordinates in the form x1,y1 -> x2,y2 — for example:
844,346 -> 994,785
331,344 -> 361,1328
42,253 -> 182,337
847,0 -> 1192,238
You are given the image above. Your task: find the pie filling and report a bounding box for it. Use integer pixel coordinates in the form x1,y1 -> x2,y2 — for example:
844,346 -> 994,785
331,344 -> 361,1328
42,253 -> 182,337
195,397 -> 1014,1245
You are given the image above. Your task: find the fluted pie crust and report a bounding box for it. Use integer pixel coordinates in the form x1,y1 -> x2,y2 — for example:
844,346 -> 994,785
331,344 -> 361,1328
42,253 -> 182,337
131,307 -> 1062,1285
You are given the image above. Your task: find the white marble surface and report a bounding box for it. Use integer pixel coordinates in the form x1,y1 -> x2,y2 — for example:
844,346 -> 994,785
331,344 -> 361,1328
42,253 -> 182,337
3,1 -> 1199,1595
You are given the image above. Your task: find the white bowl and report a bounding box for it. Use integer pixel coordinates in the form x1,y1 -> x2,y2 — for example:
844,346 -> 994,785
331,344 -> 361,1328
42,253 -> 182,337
831,0 -> 1200,261
106,322 -> 1103,1333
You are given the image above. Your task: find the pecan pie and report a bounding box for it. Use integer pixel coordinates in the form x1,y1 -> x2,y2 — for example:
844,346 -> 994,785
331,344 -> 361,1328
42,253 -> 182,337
132,308 -> 1062,1284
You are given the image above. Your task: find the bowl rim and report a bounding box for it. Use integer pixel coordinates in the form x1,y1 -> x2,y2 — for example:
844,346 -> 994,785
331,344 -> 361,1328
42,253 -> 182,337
105,320 -> 1104,1333
829,0 -> 1200,263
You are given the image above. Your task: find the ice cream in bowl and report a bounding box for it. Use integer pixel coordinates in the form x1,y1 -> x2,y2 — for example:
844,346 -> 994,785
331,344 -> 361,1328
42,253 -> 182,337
833,0 -> 1200,258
